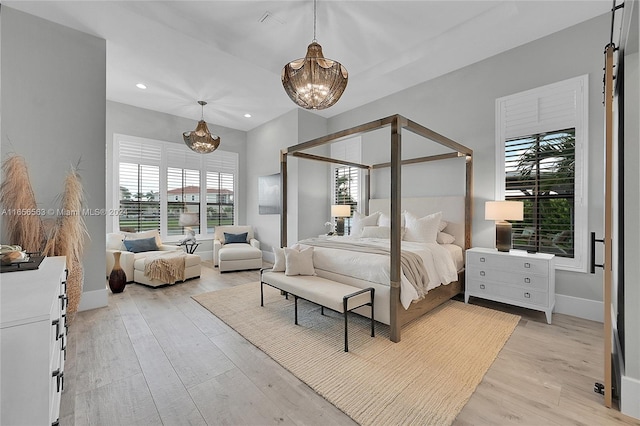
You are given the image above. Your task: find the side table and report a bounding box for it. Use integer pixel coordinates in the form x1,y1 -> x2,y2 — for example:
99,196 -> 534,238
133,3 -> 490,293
178,243 -> 199,254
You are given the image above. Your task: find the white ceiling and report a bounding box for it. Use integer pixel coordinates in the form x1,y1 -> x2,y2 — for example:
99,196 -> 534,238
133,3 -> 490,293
6,1 -> 611,132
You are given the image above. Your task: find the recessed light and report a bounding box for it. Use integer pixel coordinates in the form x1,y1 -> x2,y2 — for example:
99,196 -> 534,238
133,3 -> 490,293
244,113 -> 252,118
136,83 -> 147,89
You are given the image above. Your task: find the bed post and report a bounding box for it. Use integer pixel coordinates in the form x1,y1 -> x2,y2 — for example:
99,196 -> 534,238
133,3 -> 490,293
390,115 -> 404,342
364,168 -> 371,216
465,154 -> 473,250
280,150 -> 288,248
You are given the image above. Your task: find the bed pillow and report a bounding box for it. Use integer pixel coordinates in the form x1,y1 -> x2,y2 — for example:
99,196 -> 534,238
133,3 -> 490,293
351,211 -> 380,237
437,231 -> 456,244
284,246 -> 315,276
378,212 -> 406,228
403,211 -> 442,243
123,236 -> 159,253
224,232 -> 248,244
361,226 -> 391,239
272,247 -> 286,272
438,220 -> 448,232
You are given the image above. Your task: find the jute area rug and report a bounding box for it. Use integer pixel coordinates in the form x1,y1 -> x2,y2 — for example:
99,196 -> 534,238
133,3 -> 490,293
193,282 -> 520,426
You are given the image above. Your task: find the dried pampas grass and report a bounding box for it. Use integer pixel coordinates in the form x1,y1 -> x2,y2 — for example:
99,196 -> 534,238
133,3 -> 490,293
44,167 -> 89,320
0,156 -> 46,252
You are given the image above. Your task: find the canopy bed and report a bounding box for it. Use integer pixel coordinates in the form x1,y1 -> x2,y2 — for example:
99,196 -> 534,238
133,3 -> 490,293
279,114 -> 473,342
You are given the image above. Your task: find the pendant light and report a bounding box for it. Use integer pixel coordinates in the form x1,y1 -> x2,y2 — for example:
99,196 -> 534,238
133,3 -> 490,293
183,101 -> 221,154
281,0 -> 348,110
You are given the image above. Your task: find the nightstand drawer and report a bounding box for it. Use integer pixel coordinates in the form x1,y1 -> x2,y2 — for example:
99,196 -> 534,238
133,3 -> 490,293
467,281 -> 548,307
467,251 -> 549,276
466,268 -> 549,291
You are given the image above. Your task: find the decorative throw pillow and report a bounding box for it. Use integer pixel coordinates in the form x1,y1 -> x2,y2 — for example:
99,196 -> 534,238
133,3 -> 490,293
123,236 -> 159,253
438,220 -> 448,232
361,226 -> 391,239
106,233 -> 126,250
351,211 -> 380,236
272,247 -> 286,272
121,229 -> 162,247
437,231 -> 456,244
403,211 -> 442,243
224,232 -> 248,244
284,246 -> 315,276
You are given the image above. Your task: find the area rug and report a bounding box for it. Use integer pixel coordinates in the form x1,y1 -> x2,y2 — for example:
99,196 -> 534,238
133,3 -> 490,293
193,282 -> 520,426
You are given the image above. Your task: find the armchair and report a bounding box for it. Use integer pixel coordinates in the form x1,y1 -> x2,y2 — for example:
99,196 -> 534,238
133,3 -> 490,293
106,229 -> 181,282
214,225 -> 262,272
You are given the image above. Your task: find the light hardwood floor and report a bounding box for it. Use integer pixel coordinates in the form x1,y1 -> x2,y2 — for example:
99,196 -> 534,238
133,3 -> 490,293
60,262 -> 639,426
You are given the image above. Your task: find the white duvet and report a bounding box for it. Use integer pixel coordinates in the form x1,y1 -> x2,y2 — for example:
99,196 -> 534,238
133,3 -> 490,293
301,237 -> 459,309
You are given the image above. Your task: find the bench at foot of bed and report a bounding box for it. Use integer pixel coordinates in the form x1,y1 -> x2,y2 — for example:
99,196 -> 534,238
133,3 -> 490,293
260,269 -> 375,352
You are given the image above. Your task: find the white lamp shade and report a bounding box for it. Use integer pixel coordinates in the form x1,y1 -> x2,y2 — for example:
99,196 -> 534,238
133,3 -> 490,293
485,201 -> 523,221
331,204 -> 351,217
179,212 -> 200,226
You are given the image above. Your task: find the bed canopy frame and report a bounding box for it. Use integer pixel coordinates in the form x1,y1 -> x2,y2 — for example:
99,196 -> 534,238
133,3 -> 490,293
280,114 -> 473,342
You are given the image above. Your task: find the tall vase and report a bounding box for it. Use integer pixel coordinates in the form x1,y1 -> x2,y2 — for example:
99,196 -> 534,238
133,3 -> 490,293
109,251 -> 127,293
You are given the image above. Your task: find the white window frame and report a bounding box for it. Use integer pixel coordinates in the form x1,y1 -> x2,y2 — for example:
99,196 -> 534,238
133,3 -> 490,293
111,134 -> 238,241
495,75 -> 589,272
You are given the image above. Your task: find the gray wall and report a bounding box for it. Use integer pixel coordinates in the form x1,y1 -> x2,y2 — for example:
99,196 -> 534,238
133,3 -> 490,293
327,13 -> 610,303
246,109 -> 329,260
0,7 -> 107,308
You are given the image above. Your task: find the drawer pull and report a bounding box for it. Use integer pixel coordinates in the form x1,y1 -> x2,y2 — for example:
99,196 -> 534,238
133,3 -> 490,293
52,369 -> 64,392
59,294 -> 68,311
480,271 -> 485,277
480,284 -> 485,289
524,292 -> 531,298
524,277 -> 531,284
524,262 -> 531,268
52,319 -> 60,340
480,257 -> 486,262
52,420 -> 60,426
61,280 -> 67,293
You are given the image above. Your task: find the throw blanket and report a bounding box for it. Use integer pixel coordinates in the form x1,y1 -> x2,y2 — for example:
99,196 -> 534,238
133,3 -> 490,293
144,251 -> 187,284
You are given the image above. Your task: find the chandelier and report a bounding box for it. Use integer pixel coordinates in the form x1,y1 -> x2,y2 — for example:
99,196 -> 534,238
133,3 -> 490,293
183,101 -> 220,154
281,0 -> 348,110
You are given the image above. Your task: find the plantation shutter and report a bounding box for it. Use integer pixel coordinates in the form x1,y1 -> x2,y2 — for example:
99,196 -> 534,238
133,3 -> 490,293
497,75 -> 587,260
205,151 -> 238,229
331,138 -> 361,234
117,140 -> 161,232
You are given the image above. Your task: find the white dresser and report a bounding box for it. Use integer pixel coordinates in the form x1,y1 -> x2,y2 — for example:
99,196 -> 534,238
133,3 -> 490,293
1,256 -> 68,426
465,248 -> 555,324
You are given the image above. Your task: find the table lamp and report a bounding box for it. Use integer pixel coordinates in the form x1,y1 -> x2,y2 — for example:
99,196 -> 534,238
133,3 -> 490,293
331,205 -> 351,236
485,201 -> 523,252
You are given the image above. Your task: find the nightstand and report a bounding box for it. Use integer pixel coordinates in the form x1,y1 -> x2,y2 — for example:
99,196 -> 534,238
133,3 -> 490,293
465,247 -> 555,324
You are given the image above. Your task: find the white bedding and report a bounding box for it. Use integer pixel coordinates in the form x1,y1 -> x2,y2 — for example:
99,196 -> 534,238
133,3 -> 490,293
298,236 -> 459,309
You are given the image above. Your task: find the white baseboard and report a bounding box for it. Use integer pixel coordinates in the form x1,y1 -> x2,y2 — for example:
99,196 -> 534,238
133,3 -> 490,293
554,293 -> 603,322
621,375 -> 640,420
78,288 -> 108,312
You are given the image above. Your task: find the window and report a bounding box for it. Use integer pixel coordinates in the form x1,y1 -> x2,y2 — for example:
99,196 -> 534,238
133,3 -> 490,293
331,137 -> 362,234
505,129 -> 575,257
496,75 -> 588,272
113,134 -> 238,239
118,163 -> 160,232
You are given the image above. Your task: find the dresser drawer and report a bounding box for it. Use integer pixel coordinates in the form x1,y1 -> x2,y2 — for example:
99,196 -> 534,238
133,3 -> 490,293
467,281 -> 548,307
467,251 -> 550,276
466,267 -> 549,291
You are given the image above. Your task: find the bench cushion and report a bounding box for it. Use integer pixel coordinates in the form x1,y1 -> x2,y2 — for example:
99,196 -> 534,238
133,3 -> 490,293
262,272 -> 371,313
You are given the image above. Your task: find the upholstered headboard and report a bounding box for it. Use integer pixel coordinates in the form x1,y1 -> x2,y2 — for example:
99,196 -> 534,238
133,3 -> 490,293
369,196 -> 466,249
